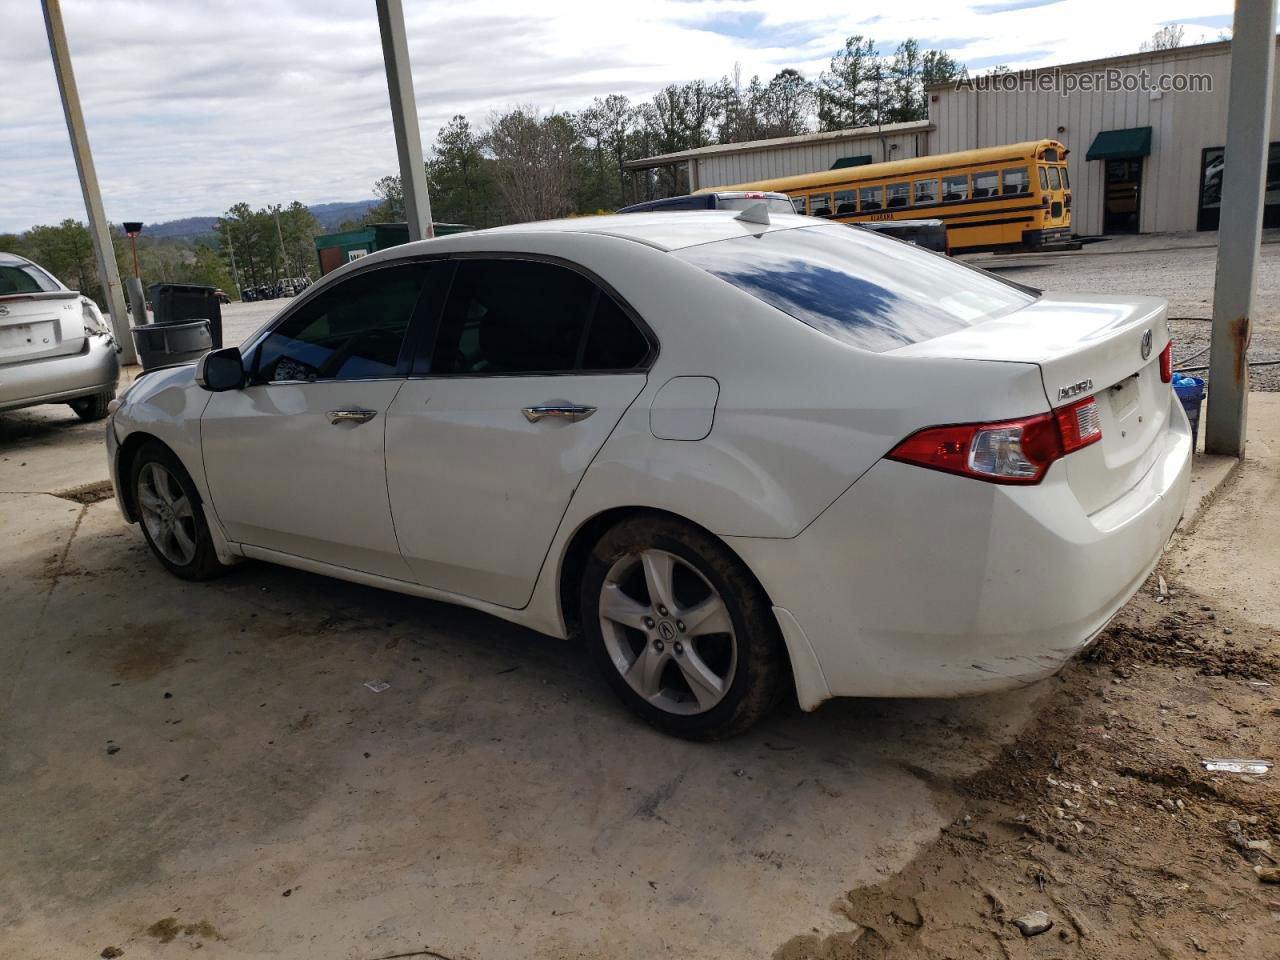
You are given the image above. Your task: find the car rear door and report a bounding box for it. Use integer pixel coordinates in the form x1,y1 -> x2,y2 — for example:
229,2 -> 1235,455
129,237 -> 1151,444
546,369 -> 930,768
385,256 -> 654,608
201,260 -> 441,579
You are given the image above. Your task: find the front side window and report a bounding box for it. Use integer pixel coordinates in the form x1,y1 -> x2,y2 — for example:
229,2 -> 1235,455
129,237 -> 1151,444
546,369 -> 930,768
810,193 -> 833,217
428,258 -> 648,375
675,225 -> 1035,353
914,179 -> 938,204
942,175 -> 969,202
255,263 -> 427,383
1046,167 -> 1062,190
972,171 -> 999,198
1002,166 -> 1030,194
859,186 -> 883,211
885,183 -> 910,208
834,190 -> 857,215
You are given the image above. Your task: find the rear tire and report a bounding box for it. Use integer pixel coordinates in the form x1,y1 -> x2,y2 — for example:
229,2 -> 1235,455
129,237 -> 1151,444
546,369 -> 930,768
580,514 -> 785,740
130,441 -> 226,581
69,390 -> 113,421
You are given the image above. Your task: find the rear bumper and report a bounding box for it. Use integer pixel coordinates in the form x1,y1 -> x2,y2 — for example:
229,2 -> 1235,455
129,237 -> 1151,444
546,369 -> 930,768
730,394 -> 1192,704
0,335 -> 119,412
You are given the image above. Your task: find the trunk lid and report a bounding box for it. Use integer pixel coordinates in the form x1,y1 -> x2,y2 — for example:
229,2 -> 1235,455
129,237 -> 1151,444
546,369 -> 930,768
892,293 -> 1173,514
0,291 -> 88,364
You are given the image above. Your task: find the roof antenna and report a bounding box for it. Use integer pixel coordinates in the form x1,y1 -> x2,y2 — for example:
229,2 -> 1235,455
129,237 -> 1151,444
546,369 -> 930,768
734,203 -> 770,226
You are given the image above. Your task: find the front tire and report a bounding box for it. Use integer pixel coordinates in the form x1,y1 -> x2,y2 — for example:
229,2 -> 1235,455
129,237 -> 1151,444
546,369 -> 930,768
130,441 -> 225,581
69,390 -> 113,421
580,514 -> 785,740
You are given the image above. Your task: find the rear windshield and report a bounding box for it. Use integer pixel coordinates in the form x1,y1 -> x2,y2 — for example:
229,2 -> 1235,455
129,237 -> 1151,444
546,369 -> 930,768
0,262 -> 61,295
674,224 -> 1035,352
715,196 -> 797,214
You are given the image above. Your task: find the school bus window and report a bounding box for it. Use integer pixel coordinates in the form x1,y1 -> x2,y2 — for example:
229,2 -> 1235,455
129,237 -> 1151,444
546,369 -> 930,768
1038,167 -> 1049,190
1060,167 -> 1070,188
885,183 -> 909,208
942,175 -> 969,202
791,195 -> 808,215
811,193 -> 833,217
972,171 -> 999,198
1043,148 -> 1059,162
1002,167 -> 1030,195
1046,168 -> 1062,191
834,190 -> 857,215
859,186 -> 883,211
914,179 -> 938,204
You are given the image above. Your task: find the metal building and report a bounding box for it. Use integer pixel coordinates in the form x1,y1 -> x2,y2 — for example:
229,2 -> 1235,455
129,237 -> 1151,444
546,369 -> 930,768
627,37 -> 1280,238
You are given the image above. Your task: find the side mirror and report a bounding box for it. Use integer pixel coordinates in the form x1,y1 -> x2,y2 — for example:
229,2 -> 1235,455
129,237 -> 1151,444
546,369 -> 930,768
195,347 -> 245,392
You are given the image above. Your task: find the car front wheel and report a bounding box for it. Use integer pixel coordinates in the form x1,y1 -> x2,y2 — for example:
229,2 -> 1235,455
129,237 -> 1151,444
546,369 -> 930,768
130,441 -> 225,580
580,514 -> 785,740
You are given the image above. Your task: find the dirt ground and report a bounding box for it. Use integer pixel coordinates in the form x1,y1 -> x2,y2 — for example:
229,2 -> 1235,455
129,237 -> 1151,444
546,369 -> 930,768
775,433 -> 1280,960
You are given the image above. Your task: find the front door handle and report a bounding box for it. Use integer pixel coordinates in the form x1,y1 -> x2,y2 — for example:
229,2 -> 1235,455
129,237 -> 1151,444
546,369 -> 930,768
328,408 -> 378,425
521,404 -> 597,424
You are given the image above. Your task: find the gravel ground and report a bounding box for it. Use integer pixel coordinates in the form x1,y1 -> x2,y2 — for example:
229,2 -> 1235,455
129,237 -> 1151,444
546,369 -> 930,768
980,238 -> 1280,391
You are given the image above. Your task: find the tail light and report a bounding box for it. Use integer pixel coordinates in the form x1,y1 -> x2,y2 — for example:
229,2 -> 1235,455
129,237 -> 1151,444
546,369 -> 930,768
1064,191 -> 1072,210
1159,341 -> 1172,383
1041,195 -> 1051,207
887,396 -> 1102,485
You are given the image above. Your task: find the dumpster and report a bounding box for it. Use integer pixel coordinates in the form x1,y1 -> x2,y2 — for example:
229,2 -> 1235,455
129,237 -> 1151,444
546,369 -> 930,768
131,320 -> 213,371
148,282 -> 223,349
1173,373 -> 1206,444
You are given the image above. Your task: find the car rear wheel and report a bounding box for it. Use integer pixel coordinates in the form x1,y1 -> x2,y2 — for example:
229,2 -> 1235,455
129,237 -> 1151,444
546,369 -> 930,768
68,390 -> 113,422
130,442 -> 225,581
580,514 -> 785,740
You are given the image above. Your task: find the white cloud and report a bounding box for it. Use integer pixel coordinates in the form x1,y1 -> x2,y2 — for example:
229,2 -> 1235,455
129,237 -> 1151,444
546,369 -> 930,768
1,0 -> 1234,231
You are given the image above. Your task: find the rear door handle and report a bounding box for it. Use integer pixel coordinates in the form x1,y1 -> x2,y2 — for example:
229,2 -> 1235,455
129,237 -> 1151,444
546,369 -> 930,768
328,408 -> 378,425
521,404 -> 597,423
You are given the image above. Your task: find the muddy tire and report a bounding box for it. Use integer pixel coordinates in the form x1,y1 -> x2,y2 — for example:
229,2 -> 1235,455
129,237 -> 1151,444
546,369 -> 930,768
69,390 -> 113,422
580,513 -> 785,740
130,441 -> 225,581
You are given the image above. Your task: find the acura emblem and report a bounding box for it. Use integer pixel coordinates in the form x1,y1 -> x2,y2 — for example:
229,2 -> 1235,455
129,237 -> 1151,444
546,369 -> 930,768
1140,329 -> 1153,361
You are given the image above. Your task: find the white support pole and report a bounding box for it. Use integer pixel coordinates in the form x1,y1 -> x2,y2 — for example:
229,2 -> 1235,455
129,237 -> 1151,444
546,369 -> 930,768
1205,0 -> 1276,456
375,0 -> 433,241
40,0 -> 136,365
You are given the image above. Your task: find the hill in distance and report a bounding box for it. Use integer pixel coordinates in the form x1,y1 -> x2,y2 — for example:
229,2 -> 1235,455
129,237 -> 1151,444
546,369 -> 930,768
141,200 -> 376,239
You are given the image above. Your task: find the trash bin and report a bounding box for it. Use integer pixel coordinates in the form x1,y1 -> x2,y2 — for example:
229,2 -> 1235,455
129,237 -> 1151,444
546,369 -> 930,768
131,320 -> 213,371
148,282 -> 223,349
1173,373 -> 1206,444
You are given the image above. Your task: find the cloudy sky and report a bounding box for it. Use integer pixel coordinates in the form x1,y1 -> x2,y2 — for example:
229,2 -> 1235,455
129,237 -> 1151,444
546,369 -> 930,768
3,0 -> 1234,232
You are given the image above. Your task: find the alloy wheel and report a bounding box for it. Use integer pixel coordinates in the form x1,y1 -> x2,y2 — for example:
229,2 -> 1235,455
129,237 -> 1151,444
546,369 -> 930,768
137,461 -> 198,566
598,548 -> 737,716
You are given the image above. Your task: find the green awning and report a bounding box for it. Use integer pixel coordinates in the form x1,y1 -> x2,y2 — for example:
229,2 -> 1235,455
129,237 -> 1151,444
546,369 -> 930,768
830,155 -> 873,169
1086,127 -> 1152,161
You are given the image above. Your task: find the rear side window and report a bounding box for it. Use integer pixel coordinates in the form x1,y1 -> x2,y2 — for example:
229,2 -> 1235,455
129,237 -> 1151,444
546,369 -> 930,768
972,171 -> 999,198
674,225 -> 1035,353
810,193 -> 833,217
914,179 -> 938,204
834,190 -> 857,215
1002,166 -> 1030,194
428,258 -> 648,375
885,183 -> 909,208
942,175 -> 969,201
0,262 -> 60,294
859,186 -> 883,211
255,263 -> 428,382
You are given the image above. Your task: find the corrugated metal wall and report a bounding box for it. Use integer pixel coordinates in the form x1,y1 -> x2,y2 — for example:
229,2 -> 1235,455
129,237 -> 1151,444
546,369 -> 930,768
695,130 -> 928,188
928,43 -> 1280,236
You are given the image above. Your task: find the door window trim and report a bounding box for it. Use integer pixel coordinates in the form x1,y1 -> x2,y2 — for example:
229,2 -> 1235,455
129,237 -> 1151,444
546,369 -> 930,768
407,251 -> 660,380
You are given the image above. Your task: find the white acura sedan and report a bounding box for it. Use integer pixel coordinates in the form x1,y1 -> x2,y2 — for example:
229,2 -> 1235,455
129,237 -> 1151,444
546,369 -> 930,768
106,210 -> 1191,739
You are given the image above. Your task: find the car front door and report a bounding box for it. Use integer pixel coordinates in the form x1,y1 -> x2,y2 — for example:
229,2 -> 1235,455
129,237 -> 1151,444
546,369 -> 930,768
385,256 -> 655,608
202,261 -> 440,579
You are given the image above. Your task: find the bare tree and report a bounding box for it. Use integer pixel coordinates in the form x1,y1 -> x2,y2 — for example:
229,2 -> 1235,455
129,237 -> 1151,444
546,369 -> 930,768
485,107 -> 577,223
1140,24 -> 1185,52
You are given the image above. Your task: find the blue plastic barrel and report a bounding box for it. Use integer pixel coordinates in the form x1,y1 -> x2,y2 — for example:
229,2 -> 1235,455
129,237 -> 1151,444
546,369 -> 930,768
1172,373 -> 1206,442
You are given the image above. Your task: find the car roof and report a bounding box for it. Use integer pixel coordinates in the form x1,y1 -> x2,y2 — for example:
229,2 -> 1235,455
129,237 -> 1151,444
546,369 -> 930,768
430,210 -> 823,253
0,251 -> 36,267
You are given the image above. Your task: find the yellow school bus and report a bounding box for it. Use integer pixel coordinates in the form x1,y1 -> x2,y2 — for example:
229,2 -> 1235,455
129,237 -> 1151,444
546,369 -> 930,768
710,140 -> 1072,251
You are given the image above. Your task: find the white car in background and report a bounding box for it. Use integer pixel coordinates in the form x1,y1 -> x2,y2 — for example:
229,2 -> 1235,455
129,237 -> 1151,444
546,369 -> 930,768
0,251 -> 120,420
106,210 -> 1191,739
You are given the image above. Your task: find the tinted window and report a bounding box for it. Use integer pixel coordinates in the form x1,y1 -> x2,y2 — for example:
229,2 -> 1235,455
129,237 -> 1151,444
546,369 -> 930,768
859,186 -> 883,211
942,175 -> 969,201
914,179 -> 938,204
256,263 -> 426,383
675,225 -> 1034,353
972,171 -> 999,198
430,258 -> 647,375
810,193 -> 833,217
885,183 -> 909,208
1002,166 -> 1030,194
0,262 -> 60,294
834,190 -> 857,215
